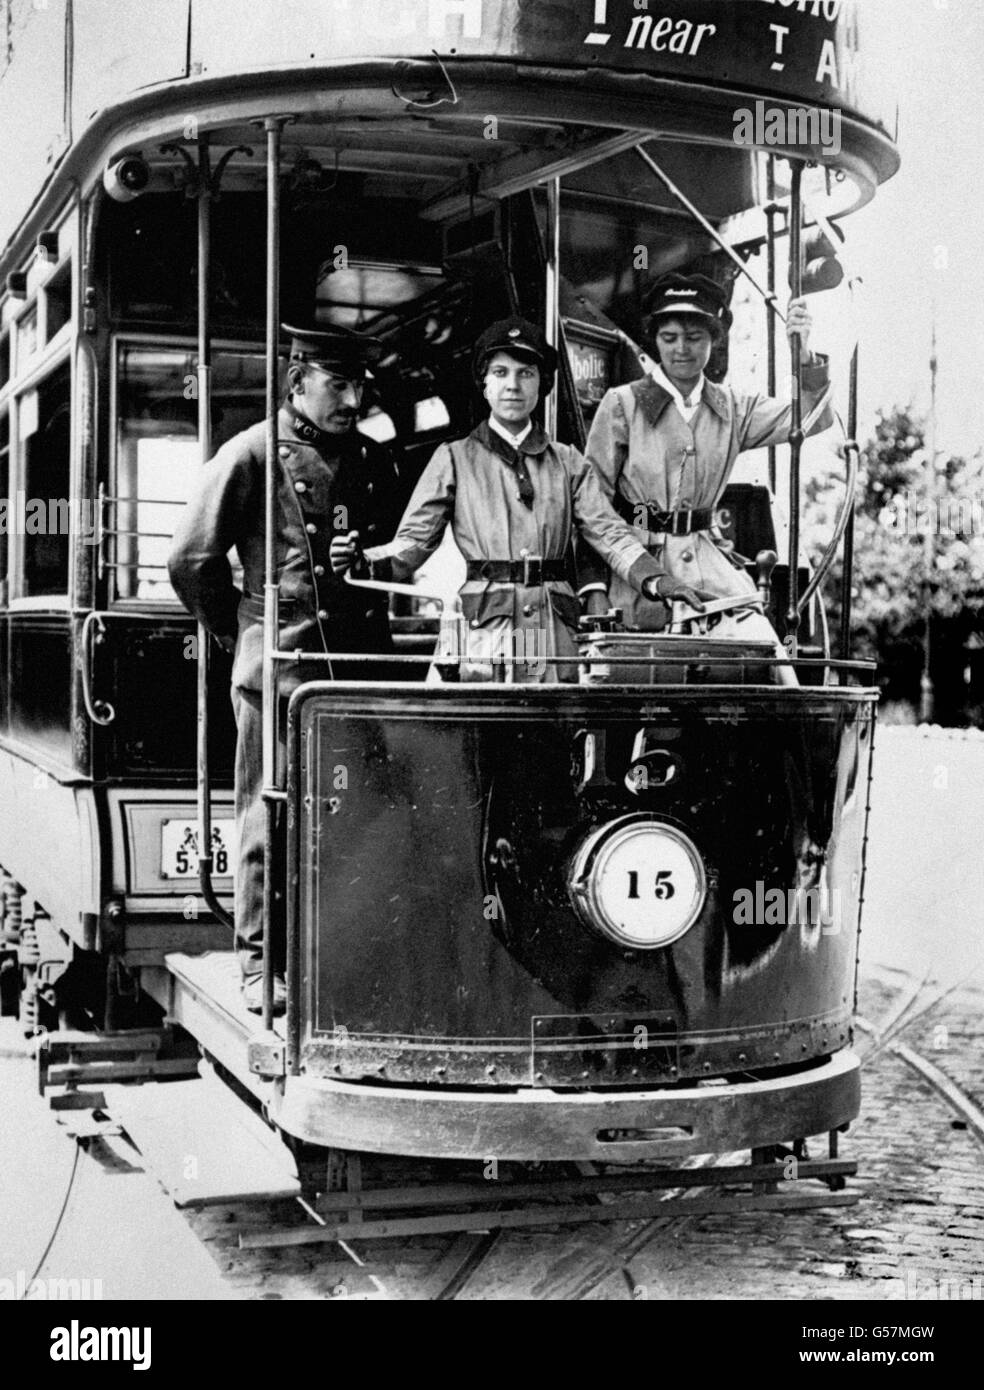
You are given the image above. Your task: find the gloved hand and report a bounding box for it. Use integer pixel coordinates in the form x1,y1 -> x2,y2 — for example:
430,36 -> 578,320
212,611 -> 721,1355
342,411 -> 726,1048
330,530 -> 362,574
581,589 -> 609,617
642,574 -> 716,613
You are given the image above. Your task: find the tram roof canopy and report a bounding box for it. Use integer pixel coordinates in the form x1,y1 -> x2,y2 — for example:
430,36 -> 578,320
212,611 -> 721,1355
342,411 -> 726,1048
0,0 -> 898,266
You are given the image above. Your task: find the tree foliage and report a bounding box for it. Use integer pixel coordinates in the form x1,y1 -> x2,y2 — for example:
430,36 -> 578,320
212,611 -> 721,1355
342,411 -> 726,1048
805,407 -> 984,670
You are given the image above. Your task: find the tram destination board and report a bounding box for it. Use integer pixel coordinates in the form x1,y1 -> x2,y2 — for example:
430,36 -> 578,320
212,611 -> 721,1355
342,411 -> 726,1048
189,0 -> 890,129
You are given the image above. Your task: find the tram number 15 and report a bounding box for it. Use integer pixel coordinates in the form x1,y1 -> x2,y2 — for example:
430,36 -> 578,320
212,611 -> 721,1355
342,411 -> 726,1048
627,870 -> 675,900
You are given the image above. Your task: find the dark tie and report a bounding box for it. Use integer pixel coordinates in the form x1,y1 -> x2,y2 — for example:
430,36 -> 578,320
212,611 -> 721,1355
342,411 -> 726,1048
511,449 -> 535,508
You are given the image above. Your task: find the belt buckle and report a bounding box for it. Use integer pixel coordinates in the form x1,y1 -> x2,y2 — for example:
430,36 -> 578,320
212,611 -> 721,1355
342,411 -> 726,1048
523,554 -> 543,587
672,510 -> 691,536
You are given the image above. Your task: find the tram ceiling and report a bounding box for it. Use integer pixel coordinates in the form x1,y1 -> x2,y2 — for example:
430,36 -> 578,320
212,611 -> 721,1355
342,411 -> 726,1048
137,117 -> 643,206
136,116 -> 761,230
418,128 -> 651,222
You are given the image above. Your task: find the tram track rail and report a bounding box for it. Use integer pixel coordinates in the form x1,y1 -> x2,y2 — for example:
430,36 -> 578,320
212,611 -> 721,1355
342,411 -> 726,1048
856,966 -> 984,1156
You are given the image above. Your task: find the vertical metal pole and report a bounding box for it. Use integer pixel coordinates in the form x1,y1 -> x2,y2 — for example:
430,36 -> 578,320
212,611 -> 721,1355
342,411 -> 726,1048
194,137 -> 232,930
261,118 -> 284,1031
196,134 -> 213,893
766,157 -> 778,495
785,163 -> 804,658
544,176 -> 561,439
839,342 -> 859,659
919,321 -> 938,722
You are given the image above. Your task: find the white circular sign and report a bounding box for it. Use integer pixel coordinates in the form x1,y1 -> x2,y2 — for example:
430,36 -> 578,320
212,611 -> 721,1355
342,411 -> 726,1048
569,818 -> 706,949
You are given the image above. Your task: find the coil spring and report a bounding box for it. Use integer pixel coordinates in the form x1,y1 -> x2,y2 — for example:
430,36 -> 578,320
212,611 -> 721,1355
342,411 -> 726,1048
2,880 -> 23,946
20,920 -> 40,966
21,980 -> 39,1034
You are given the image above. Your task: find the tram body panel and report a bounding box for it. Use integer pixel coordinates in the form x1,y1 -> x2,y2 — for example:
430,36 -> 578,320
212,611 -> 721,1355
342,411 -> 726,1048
0,752 -> 99,939
289,686 -> 874,1091
270,1052 -> 862,1163
7,616 -> 75,770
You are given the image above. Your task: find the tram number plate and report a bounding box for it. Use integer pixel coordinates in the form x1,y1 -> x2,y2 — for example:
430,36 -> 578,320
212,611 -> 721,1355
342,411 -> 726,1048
161,819 -> 237,879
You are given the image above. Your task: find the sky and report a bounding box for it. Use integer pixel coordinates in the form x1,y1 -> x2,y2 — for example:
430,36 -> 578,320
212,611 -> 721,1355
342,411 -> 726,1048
839,0 -> 984,458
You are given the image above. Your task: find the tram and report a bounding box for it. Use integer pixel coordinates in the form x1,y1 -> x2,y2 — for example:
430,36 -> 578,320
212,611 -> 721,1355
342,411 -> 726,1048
0,1 -> 898,1220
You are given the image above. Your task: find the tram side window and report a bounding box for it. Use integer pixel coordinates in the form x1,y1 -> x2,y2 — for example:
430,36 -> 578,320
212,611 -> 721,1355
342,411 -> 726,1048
22,363 -> 71,597
45,261 -> 72,343
0,413 -> 9,605
114,345 -> 269,601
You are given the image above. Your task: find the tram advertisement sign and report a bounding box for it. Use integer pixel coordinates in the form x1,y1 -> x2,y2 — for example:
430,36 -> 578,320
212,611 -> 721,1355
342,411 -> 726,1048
565,327 -> 615,410
188,0 -> 892,134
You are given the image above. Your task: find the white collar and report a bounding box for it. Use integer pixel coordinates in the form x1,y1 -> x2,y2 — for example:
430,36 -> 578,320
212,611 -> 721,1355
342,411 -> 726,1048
650,362 -> 705,412
488,414 -> 533,449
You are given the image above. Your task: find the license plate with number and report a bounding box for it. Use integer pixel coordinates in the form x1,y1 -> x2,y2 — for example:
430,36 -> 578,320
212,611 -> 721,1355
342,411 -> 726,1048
161,819 -> 238,879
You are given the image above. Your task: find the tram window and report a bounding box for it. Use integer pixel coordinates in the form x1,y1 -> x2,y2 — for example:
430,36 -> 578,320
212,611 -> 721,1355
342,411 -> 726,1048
44,261 -> 72,342
108,195 -> 266,329
21,363 -> 71,597
316,262 -> 443,331
0,330 -> 9,389
114,344 -> 270,601
358,407 -> 397,444
17,305 -> 39,365
414,396 -> 450,434
0,413 -> 8,605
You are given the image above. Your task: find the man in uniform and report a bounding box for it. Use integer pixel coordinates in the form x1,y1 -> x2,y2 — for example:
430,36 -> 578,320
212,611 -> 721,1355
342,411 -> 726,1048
169,324 -> 402,1013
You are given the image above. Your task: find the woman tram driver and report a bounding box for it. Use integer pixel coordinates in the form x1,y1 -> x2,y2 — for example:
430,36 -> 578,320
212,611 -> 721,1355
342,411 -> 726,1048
329,317 -> 704,681
580,273 -> 834,659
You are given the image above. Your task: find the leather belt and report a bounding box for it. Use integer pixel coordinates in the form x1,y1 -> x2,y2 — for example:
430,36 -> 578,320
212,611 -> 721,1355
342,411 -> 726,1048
466,558 -> 567,586
648,507 -> 714,535
613,495 -> 715,535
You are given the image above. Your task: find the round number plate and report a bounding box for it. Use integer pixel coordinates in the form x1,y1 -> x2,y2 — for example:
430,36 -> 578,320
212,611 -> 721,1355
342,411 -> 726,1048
568,816 -> 706,949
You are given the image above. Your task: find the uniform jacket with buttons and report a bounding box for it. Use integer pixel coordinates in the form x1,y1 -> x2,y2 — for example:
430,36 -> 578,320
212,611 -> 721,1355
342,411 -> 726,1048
582,360 -> 833,628
364,420 -> 661,681
168,406 -> 402,693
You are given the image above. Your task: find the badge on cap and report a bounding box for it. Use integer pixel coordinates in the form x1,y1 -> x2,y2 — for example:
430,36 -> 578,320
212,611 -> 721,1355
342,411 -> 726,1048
508,327 -> 521,338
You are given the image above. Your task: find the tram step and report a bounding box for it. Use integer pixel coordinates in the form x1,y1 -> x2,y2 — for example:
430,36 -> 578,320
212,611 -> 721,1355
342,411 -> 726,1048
37,1027 -> 199,1091
162,951 -> 287,1100
103,1067 -> 300,1209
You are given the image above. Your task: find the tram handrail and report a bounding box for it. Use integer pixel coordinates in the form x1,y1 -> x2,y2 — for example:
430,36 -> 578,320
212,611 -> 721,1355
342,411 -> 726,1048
796,418 -> 860,618
268,647 -> 877,682
342,573 -> 459,610
80,612 -> 115,726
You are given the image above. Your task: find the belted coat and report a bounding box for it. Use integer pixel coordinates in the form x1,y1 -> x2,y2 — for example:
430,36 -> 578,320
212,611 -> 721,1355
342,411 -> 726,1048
168,407 -> 402,692
582,360 -> 834,629
364,420 -> 661,681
